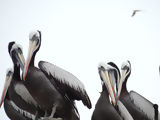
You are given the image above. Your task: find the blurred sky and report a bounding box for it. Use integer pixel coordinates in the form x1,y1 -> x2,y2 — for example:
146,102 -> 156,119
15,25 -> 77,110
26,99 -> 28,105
0,0 -> 160,120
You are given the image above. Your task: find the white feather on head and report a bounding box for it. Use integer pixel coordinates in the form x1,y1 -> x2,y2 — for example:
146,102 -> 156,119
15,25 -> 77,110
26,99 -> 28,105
10,43 -> 23,54
29,30 -> 40,40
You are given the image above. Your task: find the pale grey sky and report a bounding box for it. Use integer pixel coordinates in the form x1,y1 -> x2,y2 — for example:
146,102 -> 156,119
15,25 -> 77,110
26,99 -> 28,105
0,0 -> 160,120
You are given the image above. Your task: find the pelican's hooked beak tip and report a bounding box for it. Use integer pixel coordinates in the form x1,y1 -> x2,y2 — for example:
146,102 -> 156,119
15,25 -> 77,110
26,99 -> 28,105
23,76 -> 25,81
22,68 -> 27,81
23,71 -> 26,81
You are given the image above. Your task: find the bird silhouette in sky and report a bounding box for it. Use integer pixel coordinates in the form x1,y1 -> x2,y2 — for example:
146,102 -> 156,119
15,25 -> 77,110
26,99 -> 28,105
131,10 -> 141,17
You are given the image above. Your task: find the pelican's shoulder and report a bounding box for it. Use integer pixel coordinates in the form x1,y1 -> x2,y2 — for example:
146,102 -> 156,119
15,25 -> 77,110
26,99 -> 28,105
38,61 -> 85,92
130,90 -> 155,120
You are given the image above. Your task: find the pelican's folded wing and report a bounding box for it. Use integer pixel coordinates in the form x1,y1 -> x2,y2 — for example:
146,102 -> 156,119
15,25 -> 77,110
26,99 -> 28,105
4,99 -> 35,120
130,91 -> 157,120
38,61 -> 92,109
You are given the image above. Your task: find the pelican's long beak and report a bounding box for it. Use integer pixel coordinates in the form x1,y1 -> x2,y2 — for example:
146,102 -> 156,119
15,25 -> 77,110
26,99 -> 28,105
100,70 -> 116,106
117,61 -> 130,99
117,69 -> 127,99
23,40 -> 37,80
0,69 -> 13,107
16,52 -> 25,71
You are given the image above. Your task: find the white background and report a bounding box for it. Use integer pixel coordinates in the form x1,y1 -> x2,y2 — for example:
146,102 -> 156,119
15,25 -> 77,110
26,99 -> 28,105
0,0 -> 160,120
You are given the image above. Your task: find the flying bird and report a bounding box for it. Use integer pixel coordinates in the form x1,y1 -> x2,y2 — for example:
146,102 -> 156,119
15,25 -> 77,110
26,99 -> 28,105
131,10 -> 141,17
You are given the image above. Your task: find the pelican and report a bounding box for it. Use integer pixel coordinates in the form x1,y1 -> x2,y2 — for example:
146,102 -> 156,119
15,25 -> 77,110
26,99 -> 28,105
23,31 -> 91,109
2,68 -> 37,120
22,31 -> 81,120
119,60 -> 160,120
91,62 -> 133,120
0,42 -> 46,119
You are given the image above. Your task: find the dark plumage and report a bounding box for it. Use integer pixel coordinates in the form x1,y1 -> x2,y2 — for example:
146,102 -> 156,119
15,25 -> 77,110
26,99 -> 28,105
92,62 -> 133,120
23,31 -> 80,120
0,42 -> 45,119
1,68 -> 37,120
119,61 -> 158,120
153,104 -> 159,120
92,84 -> 123,120
131,10 -> 141,17
4,91 -> 33,120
